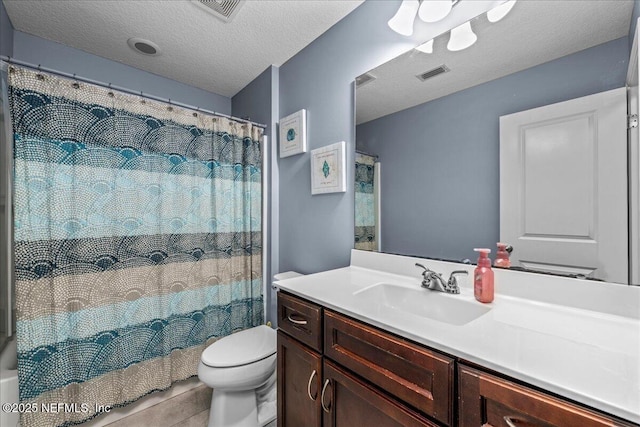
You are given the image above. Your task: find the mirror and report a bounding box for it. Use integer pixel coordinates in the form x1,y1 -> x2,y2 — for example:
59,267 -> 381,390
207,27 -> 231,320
355,0 -> 638,285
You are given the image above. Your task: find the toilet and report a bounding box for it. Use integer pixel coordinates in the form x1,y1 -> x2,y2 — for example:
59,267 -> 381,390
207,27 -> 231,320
198,325 -> 277,427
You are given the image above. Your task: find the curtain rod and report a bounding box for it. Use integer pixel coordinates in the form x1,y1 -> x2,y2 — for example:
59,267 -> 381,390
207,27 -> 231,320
0,56 -> 267,129
356,149 -> 379,159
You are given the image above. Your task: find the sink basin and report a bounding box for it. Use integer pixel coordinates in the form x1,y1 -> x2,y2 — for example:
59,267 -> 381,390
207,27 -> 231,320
353,283 -> 490,326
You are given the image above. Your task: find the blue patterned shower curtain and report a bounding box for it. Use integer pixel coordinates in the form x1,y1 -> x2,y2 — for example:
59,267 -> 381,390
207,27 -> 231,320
8,66 -> 263,427
355,152 -> 377,251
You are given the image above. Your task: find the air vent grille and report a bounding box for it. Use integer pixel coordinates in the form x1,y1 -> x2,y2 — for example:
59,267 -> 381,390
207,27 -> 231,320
356,73 -> 376,88
193,0 -> 246,22
417,65 -> 450,81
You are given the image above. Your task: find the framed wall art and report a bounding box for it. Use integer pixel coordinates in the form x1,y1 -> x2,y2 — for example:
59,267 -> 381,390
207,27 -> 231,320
279,109 -> 307,158
311,141 -> 347,195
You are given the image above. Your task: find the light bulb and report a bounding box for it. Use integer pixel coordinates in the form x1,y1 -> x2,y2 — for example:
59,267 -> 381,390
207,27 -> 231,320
415,39 -> 434,53
418,0 -> 453,23
447,21 -> 477,51
388,0 -> 420,37
487,0 -> 516,23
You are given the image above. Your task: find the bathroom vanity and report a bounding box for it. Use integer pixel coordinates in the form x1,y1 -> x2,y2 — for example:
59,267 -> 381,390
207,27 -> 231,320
275,250 -> 640,427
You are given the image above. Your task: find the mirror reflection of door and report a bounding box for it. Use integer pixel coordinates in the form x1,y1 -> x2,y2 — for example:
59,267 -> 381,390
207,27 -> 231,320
500,88 -> 628,283
355,152 -> 380,251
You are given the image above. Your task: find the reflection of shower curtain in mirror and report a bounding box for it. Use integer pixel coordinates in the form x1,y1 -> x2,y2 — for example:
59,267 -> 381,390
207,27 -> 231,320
9,66 -> 263,427
355,153 -> 377,251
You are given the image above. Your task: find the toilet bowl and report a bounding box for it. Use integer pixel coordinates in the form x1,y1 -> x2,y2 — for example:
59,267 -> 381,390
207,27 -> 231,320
198,325 -> 277,427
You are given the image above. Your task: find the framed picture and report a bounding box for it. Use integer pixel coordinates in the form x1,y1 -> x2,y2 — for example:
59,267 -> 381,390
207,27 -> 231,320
279,109 -> 307,158
311,141 -> 347,195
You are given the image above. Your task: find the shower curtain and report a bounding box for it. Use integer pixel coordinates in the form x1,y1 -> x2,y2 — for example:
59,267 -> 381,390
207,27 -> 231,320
8,66 -> 263,427
355,153 -> 377,251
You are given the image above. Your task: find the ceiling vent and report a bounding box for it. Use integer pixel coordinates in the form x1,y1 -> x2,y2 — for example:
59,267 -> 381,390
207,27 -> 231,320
127,38 -> 161,56
416,65 -> 450,82
356,73 -> 376,88
192,0 -> 246,23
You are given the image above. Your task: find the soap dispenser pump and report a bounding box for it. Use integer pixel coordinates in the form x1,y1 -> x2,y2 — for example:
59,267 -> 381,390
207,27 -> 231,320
473,248 -> 494,303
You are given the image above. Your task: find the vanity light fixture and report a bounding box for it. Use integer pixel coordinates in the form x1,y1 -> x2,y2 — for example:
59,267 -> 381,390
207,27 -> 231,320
447,21 -> 477,51
418,0 -> 453,23
487,0 -> 517,23
415,39 -> 434,53
387,0 -> 420,36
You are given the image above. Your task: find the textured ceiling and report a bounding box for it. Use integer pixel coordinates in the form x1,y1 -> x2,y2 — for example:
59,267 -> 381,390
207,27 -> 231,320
356,0 -> 634,124
3,0 -> 363,97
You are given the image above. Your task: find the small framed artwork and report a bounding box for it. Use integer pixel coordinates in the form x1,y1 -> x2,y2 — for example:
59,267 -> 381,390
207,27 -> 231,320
279,109 -> 307,158
311,141 -> 347,195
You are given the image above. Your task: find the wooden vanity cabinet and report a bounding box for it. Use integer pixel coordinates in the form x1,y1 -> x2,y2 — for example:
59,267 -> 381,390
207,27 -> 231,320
277,291 -> 638,427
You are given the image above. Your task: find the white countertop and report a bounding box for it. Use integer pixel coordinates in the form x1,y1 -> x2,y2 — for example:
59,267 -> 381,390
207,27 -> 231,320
274,250 -> 640,424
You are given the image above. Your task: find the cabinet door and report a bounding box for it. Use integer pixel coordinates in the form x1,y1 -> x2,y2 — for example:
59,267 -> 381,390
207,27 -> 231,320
321,360 -> 438,427
459,365 -> 635,427
277,330 -> 322,427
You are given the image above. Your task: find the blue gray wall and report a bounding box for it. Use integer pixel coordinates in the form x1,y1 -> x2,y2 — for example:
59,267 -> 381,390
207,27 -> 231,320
277,0 -> 502,274
356,37 -> 629,262
232,65 -> 280,326
0,1 -> 13,57
11,31 -> 231,113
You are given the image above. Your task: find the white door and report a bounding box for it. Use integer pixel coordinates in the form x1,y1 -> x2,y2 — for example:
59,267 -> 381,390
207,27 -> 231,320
500,88 -> 628,283
627,17 -> 640,286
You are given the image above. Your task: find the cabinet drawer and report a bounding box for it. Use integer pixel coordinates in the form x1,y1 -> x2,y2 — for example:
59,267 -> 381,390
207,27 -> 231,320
324,311 -> 455,426
278,292 -> 323,352
459,365 -> 636,427
322,360 -> 438,427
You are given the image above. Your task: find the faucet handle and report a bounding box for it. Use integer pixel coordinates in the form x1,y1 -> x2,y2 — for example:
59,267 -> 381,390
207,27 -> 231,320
415,263 -> 431,278
446,270 -> 468,293
415,263 -> 435,288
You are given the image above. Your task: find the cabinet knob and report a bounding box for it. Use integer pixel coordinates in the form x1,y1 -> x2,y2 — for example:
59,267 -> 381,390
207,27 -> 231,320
321,379 -> 332,413
307,369 -> 318,401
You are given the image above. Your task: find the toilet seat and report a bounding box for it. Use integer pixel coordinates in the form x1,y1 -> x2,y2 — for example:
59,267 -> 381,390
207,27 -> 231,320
201,325 -> 276,368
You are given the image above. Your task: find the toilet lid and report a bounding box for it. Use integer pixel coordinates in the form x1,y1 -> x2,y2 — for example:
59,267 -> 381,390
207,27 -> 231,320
201,325 -> 276,368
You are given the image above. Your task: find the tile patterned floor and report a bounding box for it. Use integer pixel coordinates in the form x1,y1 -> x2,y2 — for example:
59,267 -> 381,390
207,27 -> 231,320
85,383 -> 276,427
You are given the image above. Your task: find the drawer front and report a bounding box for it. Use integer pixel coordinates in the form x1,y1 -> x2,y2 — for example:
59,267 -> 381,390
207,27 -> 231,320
459,365 -> 636,427
322,360 -> 439,427
324,310 -> 455,426
278,292 -> 323,352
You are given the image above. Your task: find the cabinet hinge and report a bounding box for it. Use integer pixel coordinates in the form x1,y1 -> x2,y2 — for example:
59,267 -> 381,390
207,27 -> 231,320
629,114 -> 638,129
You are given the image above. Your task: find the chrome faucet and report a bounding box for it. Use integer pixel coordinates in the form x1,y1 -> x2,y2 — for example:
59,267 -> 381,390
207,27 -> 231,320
415,263 -> 468,294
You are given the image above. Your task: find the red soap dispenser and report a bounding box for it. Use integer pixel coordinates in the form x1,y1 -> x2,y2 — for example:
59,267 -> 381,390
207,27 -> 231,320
495,242 -> 511,268
473,248 -> 494,303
